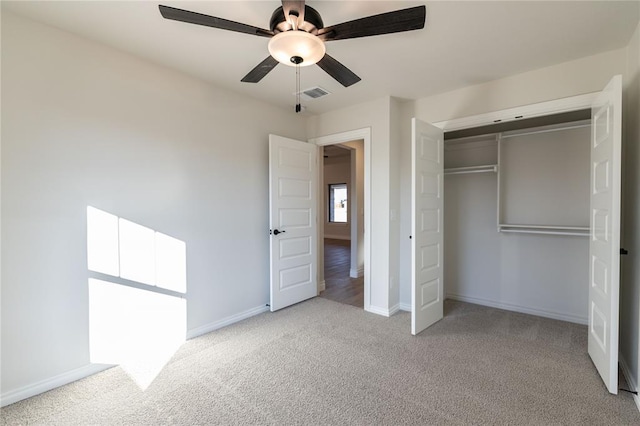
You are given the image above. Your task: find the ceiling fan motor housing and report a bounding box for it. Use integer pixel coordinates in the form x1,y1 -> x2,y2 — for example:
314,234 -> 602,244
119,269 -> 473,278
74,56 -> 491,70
270,5 -> 324,34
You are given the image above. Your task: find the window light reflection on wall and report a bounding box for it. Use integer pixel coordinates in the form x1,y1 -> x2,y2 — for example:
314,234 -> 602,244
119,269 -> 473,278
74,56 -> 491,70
86,206 -> 187,389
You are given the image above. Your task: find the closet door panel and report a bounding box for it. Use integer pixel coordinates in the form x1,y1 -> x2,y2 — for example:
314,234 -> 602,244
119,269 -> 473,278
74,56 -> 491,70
411,118 -> 444,335
588,75 -> 622,395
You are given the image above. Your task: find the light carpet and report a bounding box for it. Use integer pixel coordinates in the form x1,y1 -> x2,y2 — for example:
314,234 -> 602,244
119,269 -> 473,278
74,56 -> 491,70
2,298 -> 639,425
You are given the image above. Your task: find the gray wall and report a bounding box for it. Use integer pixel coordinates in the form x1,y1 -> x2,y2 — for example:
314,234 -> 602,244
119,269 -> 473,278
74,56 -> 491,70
1,11 -> 306,399
443,126 -> 591,323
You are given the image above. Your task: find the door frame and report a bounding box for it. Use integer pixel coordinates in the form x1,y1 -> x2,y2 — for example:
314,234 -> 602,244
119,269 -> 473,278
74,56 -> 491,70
309,128 -> 372,312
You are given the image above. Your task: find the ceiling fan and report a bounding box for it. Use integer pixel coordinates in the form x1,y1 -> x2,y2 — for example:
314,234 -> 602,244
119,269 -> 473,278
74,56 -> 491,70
159,2 -> 426,88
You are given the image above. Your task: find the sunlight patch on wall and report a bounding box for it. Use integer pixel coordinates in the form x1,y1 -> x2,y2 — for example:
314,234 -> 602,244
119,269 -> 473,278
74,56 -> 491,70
119,218 -> 156,286
87,206 -> 187,390
87,207 -> 120,276
89,279 -> 186,389
87,207 -> 187,292
155,232 -> 187,294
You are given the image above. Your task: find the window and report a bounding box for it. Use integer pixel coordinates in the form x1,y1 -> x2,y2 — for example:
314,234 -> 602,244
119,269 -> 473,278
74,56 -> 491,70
329,183 -> 348,223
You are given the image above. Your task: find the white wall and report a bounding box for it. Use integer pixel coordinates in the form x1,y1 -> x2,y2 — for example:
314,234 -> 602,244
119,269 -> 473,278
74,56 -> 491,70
343,140 -> 365,278
323,154 -> 351,240
307,98 -> 393,315
1,11 -> 306,401
399,48 -> 628,310
398,101 -> 414,311
620,19 -> 640,395
388,98 -> 402,311
413,48 -> 627,123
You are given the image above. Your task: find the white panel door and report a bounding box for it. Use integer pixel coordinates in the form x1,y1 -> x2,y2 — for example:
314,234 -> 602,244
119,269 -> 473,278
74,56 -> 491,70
588,75 -> 622,394
411,118 -> 444,335
269,135 -> 317,312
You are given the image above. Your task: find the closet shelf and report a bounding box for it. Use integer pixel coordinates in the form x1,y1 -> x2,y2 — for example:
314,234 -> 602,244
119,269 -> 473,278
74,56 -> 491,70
444,164 -> 498,175
499,224 -> 590,237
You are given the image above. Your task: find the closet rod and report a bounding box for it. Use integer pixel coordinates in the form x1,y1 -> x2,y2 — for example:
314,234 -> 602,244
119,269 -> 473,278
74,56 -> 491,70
500,122 -> 590,140
500,229 -> 589,237
444,165 -> 497,175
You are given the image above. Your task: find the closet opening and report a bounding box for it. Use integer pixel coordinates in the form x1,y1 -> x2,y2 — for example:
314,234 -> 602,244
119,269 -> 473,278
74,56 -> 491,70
443,110 -> 593,325
419,76 -> 621,394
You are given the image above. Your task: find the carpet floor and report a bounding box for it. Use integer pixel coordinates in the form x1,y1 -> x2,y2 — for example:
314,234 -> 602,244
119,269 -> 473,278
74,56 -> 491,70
2,298 -> 639,425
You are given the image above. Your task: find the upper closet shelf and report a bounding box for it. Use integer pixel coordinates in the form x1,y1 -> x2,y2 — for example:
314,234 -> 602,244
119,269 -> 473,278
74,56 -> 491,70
444,164 -> 498,175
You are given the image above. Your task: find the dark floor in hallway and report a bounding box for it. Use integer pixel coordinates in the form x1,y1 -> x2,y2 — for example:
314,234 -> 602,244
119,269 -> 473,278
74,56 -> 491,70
319,238 -> 363,308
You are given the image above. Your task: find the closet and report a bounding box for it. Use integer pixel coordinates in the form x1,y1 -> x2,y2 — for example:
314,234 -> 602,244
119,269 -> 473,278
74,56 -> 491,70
411,75 -> 621,394
443,112 -> 592,324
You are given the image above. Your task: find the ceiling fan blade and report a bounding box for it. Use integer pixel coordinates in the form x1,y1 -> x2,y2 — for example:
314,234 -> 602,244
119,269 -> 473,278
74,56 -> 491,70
316,54 -> 361,87
317,5 -> 426,41
241,56 -> 279,83
282,1 -> 305,28
159,5 -> 274,38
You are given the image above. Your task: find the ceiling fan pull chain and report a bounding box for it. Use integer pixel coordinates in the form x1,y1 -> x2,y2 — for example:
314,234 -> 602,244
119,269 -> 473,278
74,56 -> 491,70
295,62 -> 301,113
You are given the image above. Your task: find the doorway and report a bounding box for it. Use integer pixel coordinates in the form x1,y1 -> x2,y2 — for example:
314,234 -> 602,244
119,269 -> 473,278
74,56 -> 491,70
320,144 -> 364,307
310,128 -> 371,311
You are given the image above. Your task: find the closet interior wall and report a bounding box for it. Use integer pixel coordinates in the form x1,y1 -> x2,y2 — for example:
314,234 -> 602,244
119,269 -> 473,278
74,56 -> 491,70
444,119 -> 591,324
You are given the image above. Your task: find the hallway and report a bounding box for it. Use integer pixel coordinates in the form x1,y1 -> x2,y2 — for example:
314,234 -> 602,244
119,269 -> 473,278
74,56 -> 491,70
319,239 -> 363,308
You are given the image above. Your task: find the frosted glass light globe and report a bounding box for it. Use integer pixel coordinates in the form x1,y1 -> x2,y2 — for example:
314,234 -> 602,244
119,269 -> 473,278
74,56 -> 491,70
268,31 -> 326,67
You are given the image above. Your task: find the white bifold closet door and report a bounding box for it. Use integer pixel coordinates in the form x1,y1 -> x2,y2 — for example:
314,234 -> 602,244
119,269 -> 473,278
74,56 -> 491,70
411,118 -> 444,335
588,75 -> 622,395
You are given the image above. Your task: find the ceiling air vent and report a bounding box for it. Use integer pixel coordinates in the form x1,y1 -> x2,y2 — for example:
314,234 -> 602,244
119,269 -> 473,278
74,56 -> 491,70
294,86 -> 331,101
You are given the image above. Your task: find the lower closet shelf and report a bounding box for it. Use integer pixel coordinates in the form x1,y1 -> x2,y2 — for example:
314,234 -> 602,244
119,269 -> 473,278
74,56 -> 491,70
444,164 -> 497,175
498,224 -> 590,237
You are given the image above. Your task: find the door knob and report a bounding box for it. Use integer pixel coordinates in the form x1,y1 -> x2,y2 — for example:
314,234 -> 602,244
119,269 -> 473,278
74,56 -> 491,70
273,229 -> 286,235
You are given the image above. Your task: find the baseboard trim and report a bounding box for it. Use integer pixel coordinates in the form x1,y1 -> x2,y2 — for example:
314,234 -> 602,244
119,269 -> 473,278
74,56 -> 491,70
1,363 -> 113,408
366,304 -> 389,317
186,304 -> 270,340
318,280 -> 326,292
366,304 -> 399,317
399,302 -> 411,312
349,267 -> 364,278
619,353 -> 640,413
2,304 -> 271,408
446,293 -> 588,325
389,304 -> 400,316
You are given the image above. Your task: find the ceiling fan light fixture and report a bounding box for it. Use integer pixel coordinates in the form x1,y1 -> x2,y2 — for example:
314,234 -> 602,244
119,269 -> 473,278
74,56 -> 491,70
268,30 -> 326,67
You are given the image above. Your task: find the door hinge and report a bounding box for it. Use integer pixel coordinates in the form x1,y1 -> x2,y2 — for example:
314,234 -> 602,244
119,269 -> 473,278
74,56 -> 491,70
621,248 -> 629,255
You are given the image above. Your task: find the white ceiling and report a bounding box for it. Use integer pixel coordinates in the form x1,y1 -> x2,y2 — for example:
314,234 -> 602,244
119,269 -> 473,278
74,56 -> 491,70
4,1 -> 639,115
